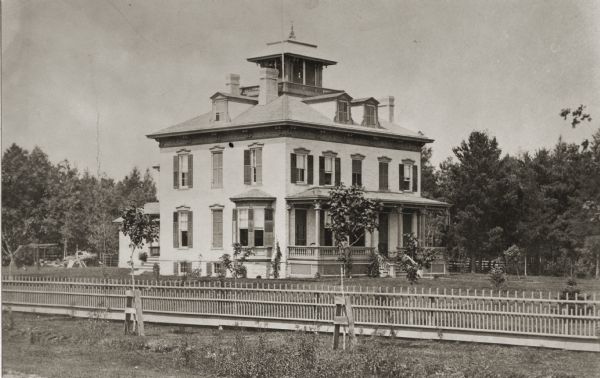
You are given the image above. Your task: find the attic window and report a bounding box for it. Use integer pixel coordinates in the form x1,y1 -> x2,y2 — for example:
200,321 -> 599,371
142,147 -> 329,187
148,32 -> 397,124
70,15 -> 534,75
364,105 -> 377,126
214,99 -> 227,122
337,100 -> 350,124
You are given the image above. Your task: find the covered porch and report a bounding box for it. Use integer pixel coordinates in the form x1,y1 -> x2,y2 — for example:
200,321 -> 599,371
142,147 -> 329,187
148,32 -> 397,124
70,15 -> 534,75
285,187 -> 450,278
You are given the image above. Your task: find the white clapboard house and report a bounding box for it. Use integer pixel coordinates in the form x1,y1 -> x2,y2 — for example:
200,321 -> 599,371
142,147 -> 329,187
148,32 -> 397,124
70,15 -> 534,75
146,31 -> 450,278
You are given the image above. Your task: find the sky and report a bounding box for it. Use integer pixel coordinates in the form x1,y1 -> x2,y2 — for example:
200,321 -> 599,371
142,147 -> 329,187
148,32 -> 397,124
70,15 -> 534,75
2,0 -> 600,181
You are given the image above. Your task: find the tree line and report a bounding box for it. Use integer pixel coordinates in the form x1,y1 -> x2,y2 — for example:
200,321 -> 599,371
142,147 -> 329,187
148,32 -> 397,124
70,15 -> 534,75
1,143 -> 157,265
421,127 -> 600,277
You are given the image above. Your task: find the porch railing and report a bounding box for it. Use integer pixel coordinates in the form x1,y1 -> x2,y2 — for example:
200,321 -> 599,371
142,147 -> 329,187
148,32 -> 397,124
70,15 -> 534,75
288,246 -> 374,259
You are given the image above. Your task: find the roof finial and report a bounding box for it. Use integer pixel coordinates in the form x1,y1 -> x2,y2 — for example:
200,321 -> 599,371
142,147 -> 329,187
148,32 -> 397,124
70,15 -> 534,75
288,22 -> 296,40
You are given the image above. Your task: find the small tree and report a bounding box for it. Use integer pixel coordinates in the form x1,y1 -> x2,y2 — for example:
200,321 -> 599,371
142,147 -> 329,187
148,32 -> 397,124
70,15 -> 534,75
220,243 -> 253,278
326,184 -> 380,277
489,260 -> 506,290
119,206 -> 159,289
503,244 -> 522,278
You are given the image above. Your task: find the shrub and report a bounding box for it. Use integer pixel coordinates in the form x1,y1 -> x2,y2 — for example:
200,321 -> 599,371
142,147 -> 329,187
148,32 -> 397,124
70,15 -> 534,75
559,278 -> 591,314
271,242 -> 282,279
489,260 -> 506,290
367,250 -> 381,278
138,252 -> 148,263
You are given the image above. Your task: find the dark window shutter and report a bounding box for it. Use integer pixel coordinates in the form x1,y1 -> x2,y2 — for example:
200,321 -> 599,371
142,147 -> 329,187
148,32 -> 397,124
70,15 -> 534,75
232,208 -> 238,244
290,153 -> 297,183
307,155 -> 313,185
188,211 -> 193,248
207,262 -> 212,276
243,150 -> 251,184
399,164 -> 405,190
188,154 -> 193,188
173,212 -> 179,248
335,158 -> 341,185
264,208 -> 274,246
173,262 -> 178,275
173,156 -> 179,189
319,156 -> 325,185
319,209 -> 325,246
413,165 -> 418,192
248,208 -> 254,247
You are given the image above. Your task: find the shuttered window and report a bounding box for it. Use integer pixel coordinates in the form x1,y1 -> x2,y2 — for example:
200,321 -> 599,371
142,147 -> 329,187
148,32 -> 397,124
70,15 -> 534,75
244,148 -> 262,185
212,152 -> 223,188
351,159 -> 362,187
364,105 -> 377,126
212,209 -> 223,248
379,162 -> 389,190
337,100 -> 350,123
174,154 -> 193,189
233,207 -> 274,247
291,153 -> 313,184
173,210 -> 193,248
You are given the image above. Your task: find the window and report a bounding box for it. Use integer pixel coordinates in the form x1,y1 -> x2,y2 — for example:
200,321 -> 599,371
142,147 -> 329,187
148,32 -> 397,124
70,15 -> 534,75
233,207 -> 274,247
150,246 -> 160,256
179,212 -> 189,247
379,161 -> 389,190
364,105 -> 377,126
399,163 -> 413,191
319,154 -> 340,186
244,147 -> 262,185
254,208 -> 264,247
238,208 -> 249,246
337,100 -> 350,123
352,159 -> 362,187
173,210 -> 193,248
305,61 -> 317,86
173,153 -> 193,189
296,154 -> 306,183
324,156 -> 333,185
214,99 -> 227,122
291,151 -> 313,184
177,261 -> 192,275
212,151 -> 223,188
292,58 -> 304,84
212,209 -> 223,248
320,210 -> 334,246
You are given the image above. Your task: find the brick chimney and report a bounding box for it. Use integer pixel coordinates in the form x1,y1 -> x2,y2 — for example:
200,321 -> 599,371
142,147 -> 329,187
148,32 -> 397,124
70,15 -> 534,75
259,68 -> 279,105
378,96 -> 395,123
226,74 -> 240,95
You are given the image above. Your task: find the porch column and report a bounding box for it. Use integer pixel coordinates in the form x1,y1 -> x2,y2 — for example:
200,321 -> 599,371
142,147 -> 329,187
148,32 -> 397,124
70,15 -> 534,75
397,206 -> 404,249
287,203 -> 294,246
314,201 -> 321,247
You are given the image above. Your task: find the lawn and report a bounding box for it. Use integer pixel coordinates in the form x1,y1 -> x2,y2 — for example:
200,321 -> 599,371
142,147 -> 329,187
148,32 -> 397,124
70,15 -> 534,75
2,312 -> 599,378
3,266 -> 600,295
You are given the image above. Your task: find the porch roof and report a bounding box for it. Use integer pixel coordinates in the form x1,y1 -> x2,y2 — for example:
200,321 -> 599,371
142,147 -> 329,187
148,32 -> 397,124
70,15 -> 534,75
285,187 -> 450,208
230,188 -> 276,202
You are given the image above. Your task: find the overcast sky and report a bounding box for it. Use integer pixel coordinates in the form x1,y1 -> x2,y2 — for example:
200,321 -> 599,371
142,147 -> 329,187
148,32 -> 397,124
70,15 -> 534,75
3,0 -> 599,181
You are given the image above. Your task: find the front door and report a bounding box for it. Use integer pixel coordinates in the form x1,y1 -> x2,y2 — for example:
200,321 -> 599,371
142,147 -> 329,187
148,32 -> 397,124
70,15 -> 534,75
378,213 -> 389,256
295,209 -> 307,246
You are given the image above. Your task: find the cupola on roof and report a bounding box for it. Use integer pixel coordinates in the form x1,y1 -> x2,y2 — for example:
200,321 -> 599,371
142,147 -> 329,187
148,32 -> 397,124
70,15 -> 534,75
247,26 -> 337,66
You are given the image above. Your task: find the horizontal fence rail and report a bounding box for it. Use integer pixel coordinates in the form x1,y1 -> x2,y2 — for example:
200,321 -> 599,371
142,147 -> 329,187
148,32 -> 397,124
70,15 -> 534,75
2,276 -> 599,352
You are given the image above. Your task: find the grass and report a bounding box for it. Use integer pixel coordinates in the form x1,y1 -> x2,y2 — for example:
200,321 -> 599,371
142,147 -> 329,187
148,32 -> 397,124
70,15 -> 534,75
3,266 -> 600,295
2,312 -> 599,378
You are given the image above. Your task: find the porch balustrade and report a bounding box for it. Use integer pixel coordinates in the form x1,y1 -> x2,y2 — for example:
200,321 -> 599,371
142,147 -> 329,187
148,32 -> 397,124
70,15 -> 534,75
288,246 -> 374,260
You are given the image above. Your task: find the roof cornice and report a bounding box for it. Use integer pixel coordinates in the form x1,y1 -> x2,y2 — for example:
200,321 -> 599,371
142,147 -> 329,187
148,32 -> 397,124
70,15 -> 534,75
146,120 -> 433,144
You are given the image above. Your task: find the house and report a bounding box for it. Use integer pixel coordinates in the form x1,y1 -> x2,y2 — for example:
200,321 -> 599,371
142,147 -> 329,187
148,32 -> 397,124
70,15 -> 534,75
146,30 -> 450,278
114,202 -> 160,273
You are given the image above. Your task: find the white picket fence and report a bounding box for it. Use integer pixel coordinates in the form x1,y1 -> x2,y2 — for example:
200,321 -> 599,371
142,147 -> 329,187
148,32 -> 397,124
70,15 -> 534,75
2,276 -> 599,352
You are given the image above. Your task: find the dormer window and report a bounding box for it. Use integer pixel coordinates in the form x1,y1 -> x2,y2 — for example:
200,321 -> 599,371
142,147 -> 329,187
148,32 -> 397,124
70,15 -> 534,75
213,99 -> 228,122
337,100 -> 350,123
364,104 -> 377,126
